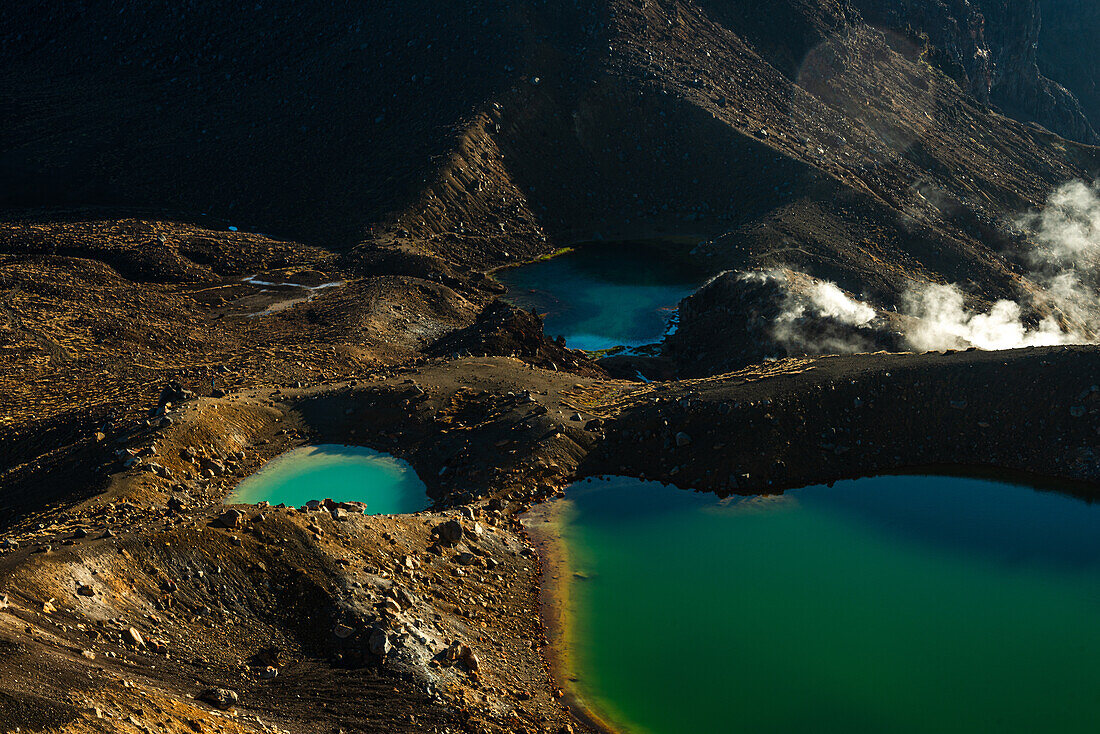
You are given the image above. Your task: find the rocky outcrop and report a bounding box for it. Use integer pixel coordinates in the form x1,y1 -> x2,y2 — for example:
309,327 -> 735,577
664,270 -> 903,377
426,300 -> 606,377
853,0 -> 1098,143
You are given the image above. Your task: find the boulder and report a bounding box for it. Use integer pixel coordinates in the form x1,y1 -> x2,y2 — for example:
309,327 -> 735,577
368,627 -> 392,657
434,519 -> 464,545
338,501 -> 368,514
442,641 -> 479,671
199,688 -> 240,710
217,509 -> 243,529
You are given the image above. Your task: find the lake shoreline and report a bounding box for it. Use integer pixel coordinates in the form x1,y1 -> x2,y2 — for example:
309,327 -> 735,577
523,495 -> 625,734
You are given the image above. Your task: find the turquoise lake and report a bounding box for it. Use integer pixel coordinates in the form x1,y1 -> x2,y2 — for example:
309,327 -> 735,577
228,444 -> 430,514
496,242 -> 710,352
560,474 -> 1100,734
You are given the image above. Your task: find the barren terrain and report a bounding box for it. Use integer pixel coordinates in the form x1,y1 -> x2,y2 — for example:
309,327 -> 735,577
5,1 -> 1100,732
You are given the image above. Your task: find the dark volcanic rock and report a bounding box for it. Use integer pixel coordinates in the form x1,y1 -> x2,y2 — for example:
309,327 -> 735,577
427,300 -> 604,377
665,270 -> 902,377
199,688 -> 239,710
433,520 -> 464,547
217,509 -> 244,530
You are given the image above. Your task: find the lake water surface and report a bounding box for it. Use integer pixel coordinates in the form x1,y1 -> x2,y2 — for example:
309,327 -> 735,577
496,242 -> 710,351
228,444 -> 430,514
555,474 -> 1100,734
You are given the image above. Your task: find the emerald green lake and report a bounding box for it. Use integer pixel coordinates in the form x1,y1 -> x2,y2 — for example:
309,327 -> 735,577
496,242 -> 710,352
228,444 -> 430,514
560,475 -> 1100,734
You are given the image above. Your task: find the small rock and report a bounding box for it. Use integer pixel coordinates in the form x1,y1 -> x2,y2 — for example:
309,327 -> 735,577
368,627 -> 391,657
440,640 -> 480,672
217,509 -> 243,529
199,688 -> 240,710
144,462 -> 172,478
434,520 -> 464,546
333,623 -> 355,640
124,627 -> 145,647
76,585 -> 95,597
339,501 -> 368,514
675,432 -> 692,447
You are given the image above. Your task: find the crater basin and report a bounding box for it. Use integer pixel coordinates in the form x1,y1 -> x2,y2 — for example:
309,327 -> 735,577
548,474 -> 1100,734
228,444 -> 430,514
496,241 -> 711,352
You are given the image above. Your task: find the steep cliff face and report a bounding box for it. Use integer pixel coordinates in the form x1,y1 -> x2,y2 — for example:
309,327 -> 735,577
853,0 -> 1097,143
1039,0 -> 1100,132
853,0 -> 992,101
980,0 -> 1096,143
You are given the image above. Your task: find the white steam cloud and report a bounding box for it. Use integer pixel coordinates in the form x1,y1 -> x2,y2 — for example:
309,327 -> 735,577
805,281 -> 876,326
899,283 -> 1072,351
739,270 -> 885,357
1016,179 -> 1100,334
906,178 -> 1100,349
1026,180 -> 1100,264
900,179 -> 1100,351
745,180 -> 1100,354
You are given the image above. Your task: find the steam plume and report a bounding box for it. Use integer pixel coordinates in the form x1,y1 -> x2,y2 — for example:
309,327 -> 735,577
899,283 -> 1072,351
